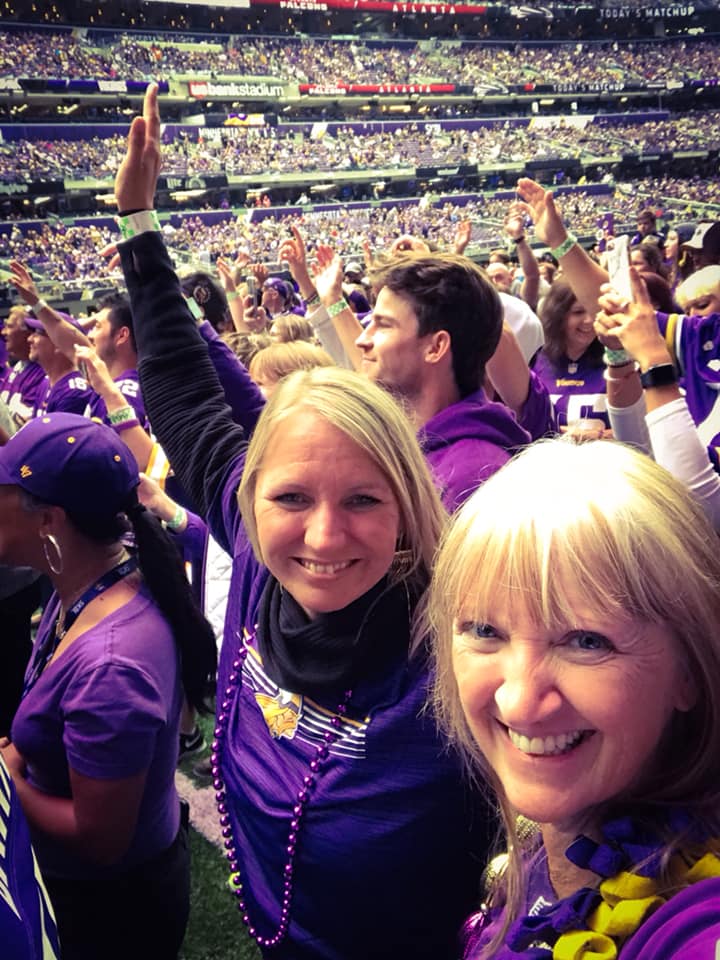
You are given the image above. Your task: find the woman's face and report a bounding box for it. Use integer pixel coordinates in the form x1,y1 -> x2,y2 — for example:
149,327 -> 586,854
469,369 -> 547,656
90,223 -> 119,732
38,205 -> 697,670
0,485 -> 39,567
630,248 -> 651,272
253,410 -> 401,619
665,229 -> 679,261
451,591 -> 692,833
682,289 -> 720,318
563,300 -> 595,359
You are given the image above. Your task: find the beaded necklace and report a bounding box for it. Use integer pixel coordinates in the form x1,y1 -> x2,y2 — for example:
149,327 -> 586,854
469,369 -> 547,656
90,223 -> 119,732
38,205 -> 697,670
211,637 -> 354,950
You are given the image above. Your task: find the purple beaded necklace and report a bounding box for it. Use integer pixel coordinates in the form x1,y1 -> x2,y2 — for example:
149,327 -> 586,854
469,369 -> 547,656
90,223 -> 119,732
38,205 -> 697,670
211,637 -> 354,950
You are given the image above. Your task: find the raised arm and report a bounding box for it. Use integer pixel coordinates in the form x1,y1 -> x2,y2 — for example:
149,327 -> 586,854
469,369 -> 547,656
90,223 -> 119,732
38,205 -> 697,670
9,260 -> 90,363
516,177 -> 608,319
114,85 -> 247,539
504,202 -> 540,312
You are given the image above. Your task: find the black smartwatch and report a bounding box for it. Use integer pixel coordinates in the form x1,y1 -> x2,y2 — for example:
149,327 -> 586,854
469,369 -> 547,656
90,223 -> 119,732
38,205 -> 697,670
639,363 -> 677,389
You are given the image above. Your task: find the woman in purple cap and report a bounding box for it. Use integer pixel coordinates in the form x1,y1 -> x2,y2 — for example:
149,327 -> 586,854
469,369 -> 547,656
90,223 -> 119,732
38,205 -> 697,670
430,437 -> 720,960
0,413 -> 216,960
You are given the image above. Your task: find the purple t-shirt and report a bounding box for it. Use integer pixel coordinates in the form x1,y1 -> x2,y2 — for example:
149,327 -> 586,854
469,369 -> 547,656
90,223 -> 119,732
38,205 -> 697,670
32,370 -> 93,417
531,350 -> 609,430
11,588 -> 182,880
85,369 -> 149,430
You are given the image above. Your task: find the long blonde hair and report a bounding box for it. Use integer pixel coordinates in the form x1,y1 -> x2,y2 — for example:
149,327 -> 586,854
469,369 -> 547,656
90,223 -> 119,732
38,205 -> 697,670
429,438 -> 720,952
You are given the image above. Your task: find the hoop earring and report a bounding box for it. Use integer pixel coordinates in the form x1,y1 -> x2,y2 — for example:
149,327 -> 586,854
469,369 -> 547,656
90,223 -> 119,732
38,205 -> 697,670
390,538 -> 414,580
42,533 -> 64,575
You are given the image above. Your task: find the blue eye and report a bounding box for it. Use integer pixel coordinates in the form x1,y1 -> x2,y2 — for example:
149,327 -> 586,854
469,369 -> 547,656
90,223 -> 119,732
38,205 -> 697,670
566,631 -> 614,654
273,492 -> 308,507
455,621 -> 501,646
346,494 -> 381,508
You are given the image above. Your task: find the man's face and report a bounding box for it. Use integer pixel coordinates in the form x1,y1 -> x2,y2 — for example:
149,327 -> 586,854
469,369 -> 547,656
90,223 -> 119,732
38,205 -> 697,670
87,308 -> 117,365
354,287 -> 430,398
2,314 -> 31,362
637,217 -> 654,237
28,330 -> 55,368
486,262 -> 513,293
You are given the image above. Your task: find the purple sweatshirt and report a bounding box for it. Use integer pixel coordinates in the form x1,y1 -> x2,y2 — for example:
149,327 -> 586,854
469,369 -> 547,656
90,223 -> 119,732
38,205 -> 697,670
420,388 -> 532,512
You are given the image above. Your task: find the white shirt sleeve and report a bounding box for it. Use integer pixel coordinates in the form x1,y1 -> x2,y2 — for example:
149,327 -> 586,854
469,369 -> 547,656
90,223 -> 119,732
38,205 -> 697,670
646,397 -> 720,530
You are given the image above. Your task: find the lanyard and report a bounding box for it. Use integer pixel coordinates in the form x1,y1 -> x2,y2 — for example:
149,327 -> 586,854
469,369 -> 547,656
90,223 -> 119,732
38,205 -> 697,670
22,555 -> 139,698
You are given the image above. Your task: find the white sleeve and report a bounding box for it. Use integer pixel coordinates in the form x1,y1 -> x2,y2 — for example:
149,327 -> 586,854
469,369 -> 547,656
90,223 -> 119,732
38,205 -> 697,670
306,305 -> 353,369
607,394 -> 651,455
646,397 -> 720,530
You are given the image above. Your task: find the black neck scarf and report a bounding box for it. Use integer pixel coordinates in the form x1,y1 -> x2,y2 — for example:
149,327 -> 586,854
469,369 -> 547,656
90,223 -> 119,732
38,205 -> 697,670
255,575 -> 414,704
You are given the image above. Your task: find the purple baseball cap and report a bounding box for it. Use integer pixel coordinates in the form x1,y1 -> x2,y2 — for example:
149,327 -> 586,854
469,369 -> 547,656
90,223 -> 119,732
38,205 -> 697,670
0,413 -> 139,516
25,311 -> 84,333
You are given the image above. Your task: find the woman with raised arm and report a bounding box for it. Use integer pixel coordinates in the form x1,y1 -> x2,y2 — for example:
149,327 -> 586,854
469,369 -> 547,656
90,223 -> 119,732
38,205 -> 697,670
109,84 -> 493,960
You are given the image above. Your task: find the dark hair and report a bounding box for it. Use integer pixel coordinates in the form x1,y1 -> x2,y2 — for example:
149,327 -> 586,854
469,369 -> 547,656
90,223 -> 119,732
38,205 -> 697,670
181,271 -> 229,332
633,241 -> 668,279
98,293 -> 137,354
23,491 -> 216,712
641,272 -> 677,314
539,280 -> 603,367
370,252 -> 503,397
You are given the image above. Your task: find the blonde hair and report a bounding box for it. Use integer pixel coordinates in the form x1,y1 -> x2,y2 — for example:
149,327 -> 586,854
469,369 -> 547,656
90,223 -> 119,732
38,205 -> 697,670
676,265 -> 720,313
248,340 -> 334,388
238,366 -> 446,611
429,438 -> 720,952
270,314 -> 317,343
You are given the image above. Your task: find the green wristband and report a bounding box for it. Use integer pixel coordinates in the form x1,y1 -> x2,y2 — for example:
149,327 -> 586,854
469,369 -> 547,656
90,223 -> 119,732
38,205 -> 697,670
604,348 -> 632,367
166,504 -> 187,532
107,405 -> 136,425
116,210 -> 161,242
327,298 -> 349,318
549,233 -> 577,260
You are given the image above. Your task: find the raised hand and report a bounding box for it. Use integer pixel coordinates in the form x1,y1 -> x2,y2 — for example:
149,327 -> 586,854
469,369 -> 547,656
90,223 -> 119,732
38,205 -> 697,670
279,225 -> 314,296
515,178 -> 567,250
311,244 -> 344,306
74,344 -> 116,397
595,267 -> 670,371
8,260 -> 40,307
114,83 -> 162,213
216,257 -> 237,294
453,219 -> 472,255
503,203 -> 527,242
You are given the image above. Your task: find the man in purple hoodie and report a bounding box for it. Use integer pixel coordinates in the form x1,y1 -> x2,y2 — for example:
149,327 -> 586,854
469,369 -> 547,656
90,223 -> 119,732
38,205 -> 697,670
355,253 -> 533,510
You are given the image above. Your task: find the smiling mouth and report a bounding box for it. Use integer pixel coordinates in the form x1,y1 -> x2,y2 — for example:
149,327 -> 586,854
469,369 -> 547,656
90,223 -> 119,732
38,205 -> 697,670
505,725 -> 594,757
296,559 -> 356,575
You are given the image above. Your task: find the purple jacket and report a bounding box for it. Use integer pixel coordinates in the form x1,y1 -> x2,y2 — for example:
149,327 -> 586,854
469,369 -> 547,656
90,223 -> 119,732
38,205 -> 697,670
420,389 -> 532,512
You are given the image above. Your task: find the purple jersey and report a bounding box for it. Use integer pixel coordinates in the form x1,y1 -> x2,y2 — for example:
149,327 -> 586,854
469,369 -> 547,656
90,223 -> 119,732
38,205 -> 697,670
85,369 -> 149,431
0,361 -> 47,431
32,370 -> 93,417
658,310 -> 720,452
531,350 -> 609,430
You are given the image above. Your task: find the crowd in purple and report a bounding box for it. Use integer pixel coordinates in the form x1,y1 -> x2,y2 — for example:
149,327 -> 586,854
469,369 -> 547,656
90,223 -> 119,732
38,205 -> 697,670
2,111 -> 720,184
0,29 -> 718,87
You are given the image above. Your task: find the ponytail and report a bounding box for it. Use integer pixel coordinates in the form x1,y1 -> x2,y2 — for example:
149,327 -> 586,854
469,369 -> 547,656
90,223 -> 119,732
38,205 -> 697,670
125,499 -> 217,713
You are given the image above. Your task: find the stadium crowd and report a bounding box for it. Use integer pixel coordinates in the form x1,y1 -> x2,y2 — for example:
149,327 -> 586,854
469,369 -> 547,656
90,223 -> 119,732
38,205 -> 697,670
2,112 -> 720,184
0,28 -> 718,87
1,74 -> 720,960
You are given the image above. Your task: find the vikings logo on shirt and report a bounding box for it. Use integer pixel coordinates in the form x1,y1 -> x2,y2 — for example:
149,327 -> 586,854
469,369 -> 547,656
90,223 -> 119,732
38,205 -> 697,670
254,690 -> 302,740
